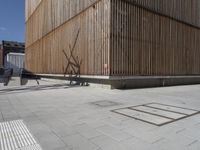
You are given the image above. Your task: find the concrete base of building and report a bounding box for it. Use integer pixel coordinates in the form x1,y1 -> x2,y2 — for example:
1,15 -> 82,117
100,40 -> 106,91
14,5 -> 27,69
22,73 -> 200,89
110,76 -> 200,89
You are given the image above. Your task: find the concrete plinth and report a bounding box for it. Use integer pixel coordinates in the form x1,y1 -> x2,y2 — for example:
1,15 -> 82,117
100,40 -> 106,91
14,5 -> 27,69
23,73 -> 200,89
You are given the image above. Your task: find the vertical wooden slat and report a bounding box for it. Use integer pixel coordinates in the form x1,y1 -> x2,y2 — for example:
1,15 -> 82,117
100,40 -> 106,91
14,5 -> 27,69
109,0 -> 200,76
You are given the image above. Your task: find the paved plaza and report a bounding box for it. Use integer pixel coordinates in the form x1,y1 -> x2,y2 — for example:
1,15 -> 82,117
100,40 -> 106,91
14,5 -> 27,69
0,83 -> 200,150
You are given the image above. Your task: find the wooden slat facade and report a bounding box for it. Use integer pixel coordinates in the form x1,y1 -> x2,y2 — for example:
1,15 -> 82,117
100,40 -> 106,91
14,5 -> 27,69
25,0 -> 101,47
25,0 -> 200,77
25,0 -> 110,75
25,0 -> 42,21
110,0 -> 200,76
125,0 -> 200,28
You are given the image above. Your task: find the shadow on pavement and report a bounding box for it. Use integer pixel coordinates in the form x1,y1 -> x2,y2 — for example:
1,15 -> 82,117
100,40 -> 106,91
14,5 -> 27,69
0,84 -> 81,95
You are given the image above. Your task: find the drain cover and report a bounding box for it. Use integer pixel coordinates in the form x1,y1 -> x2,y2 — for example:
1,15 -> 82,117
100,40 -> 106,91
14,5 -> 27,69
0,120 -> 42,150
112,103 -> 200,126
91,100 -> 121,107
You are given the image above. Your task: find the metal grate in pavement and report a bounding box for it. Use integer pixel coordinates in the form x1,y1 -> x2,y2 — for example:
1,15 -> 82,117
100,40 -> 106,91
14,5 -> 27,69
112,103 -> 200,126
91,100 -> 121,107
0,120 -> 42,150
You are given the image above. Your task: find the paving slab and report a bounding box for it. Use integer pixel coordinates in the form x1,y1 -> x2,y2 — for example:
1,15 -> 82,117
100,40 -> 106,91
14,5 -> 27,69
62,134 -> 99,150
121,136 -> 161,150
37,132 -> 66,150
96,125 -> 132,141
91,135 -> 133,150
73,123 -> 102,139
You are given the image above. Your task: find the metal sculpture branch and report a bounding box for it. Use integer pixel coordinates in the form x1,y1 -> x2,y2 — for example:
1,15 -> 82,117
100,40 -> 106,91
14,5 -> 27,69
63,29 -> 82,84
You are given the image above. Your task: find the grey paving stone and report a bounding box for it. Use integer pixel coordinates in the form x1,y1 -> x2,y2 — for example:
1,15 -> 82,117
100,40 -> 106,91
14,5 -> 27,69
91,100 -> 121,107
187,141 -> 200,150
0,112 -> 3,122
153,132 -> 198,150
28,122 -> 52,137
73,123 -> 102,139
62,134 -> 99,150
37,132 -> 66,150
55,146 -> 73,150
23,115 -> 41,123
2,111 -> 20,121
91,135 -> 134,150
121,136 -> 162,150
96,125 -> 132,141
177,125 -> 200,140
153,139 -> 188,150
120,118 -> 157,131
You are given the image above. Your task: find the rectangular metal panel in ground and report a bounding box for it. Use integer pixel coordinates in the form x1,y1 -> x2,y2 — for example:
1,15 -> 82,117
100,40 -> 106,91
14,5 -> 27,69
113,108 -> 173,126
146,103 -> 198,115
130,106 -> 186,119
112,103 -> 200,126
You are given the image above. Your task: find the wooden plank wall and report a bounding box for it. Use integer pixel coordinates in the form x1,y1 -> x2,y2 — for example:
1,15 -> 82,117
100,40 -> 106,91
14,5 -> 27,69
26,0 -> 101,48
25,0 -> 110,75
110,0 -> 200,76
25,0 -> 42,22
125,0 -> 200,28
26,0 -> 200,77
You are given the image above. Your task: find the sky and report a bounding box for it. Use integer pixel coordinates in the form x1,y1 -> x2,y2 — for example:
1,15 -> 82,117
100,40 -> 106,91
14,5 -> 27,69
0,0 -> 25,43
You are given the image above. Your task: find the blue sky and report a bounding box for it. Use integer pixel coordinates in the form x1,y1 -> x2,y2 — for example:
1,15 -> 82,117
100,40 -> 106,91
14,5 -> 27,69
0,0 -> 25,42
